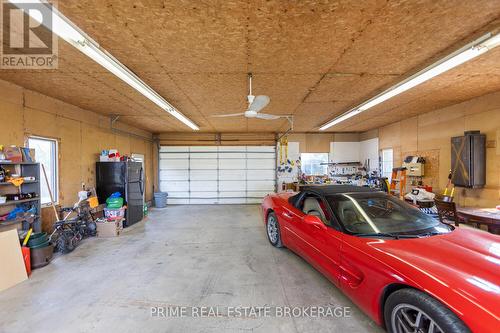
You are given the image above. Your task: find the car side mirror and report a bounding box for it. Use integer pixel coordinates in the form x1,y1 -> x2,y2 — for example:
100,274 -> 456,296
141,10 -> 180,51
304,215 -> 327,230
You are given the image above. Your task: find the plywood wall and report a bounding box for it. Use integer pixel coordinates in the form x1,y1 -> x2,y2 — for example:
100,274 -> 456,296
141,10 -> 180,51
378,90 -> 500,207
0,79 -> 155,216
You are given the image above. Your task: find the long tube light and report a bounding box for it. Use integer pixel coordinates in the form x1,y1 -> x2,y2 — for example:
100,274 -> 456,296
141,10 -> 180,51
9,0 -> 199,130
320,32 -> 500,130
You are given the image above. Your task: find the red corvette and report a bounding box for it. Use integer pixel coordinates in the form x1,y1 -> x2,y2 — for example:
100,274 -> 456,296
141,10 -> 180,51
261,185 -> 499,333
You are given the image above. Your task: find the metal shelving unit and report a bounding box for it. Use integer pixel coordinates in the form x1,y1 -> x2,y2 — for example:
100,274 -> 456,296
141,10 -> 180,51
0,162 -> 41,232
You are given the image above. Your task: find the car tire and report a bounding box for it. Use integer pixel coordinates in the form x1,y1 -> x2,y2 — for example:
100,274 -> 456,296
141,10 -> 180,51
266,212 -> 283,248
384,288 -> 470,333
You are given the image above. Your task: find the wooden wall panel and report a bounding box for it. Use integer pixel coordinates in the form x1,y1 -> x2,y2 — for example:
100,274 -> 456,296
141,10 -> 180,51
377,90 -> 500,207
0,79 -> 154,232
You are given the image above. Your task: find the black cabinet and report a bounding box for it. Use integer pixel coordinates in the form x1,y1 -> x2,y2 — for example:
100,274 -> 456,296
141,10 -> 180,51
96,162 -> 144,227
451,131 -> 486,188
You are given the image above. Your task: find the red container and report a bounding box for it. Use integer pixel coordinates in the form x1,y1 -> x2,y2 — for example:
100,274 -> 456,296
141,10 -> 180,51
22,246 -> 31,276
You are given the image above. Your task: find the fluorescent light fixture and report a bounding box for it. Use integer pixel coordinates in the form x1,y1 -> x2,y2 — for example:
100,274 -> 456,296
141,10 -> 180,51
320,31 -> 500,131
9,0 -> 199,131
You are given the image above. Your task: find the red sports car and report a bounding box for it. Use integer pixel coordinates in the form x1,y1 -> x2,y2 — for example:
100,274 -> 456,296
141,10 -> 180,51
261,185 -> 499,333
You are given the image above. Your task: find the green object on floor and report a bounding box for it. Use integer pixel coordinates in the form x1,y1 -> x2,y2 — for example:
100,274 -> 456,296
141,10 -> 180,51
27,232 -> 48,248
143,204 -> 148,216
106,197 -> 124,208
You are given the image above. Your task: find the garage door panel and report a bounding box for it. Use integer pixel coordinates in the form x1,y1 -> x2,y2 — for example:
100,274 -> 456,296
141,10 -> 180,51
190,152 -> 217,159
190,159 -> 217,169
160,152 -> 189,159
247,170 -> 275,181
190,170 -> 217,180
190,181 -> 218,192
190,191 -> 218,199
160,145 -> 275,204
161,181 -> 189,192
219,159 -> 246,169
159,170 -> 189,181
219,198 -> 247,204
218,146 -> 246,152
221,152 -> 246,159
248,181 -> 274,191
219,181 -> 245,191
219,191 -> 246,198
190,146 -> 218,152
247,191 -> 272,197
247,146 -> 275,153
247,159 -> 275,169
219,170 -> 245,180
160,159 -> 189,169
247,152 -> 275,159
160,146 -> 189,153
169,198 -> 190,204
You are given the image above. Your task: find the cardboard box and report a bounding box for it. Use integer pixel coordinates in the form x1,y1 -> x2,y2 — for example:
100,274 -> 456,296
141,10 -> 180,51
0,229 -> 28,292
3,146 -> 23,163
96,219 -> 123,237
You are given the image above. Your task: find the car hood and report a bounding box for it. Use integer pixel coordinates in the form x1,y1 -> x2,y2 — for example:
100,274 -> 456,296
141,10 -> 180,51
367,228 -> 500,315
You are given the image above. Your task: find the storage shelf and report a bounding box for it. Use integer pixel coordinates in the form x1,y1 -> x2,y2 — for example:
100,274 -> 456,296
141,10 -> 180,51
0,161 -> 38,165
0,215 -> 39,227
0,180 -> 38,186
0,197 -> 40,207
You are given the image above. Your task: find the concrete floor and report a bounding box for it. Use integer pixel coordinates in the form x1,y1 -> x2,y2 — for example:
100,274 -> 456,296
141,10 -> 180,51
0,205 -> 383,333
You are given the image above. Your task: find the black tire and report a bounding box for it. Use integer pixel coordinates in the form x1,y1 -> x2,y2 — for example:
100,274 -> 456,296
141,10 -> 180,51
266,212 -> 283,248
56,233 -> 69,253
384,288 -> 470,333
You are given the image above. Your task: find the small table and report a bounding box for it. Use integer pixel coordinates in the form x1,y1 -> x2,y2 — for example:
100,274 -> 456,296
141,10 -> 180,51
456,207 -> 500,234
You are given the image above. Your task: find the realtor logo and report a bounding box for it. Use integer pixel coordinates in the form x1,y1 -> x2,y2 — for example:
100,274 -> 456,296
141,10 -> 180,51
1,1 -> 58,69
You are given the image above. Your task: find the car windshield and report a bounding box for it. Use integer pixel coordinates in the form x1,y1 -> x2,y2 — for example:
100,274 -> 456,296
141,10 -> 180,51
326,192 -> 452,236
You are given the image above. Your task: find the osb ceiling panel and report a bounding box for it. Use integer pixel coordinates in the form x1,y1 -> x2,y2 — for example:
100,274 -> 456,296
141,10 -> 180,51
0,0 -> 499,134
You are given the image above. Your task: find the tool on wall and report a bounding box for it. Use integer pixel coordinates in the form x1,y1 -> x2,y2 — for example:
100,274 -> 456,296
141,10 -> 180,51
442,169 -> 455,201
41,164 -> 59,220
277,135 -> 295,174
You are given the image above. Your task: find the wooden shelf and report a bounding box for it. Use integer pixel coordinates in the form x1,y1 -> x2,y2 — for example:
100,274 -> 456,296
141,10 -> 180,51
0,180 -> 38,186
0,197 -> 40,207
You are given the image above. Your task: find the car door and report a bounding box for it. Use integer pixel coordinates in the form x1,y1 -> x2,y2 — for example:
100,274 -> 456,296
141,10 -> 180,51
289,193 -> 343,287
303,195 -> 343,287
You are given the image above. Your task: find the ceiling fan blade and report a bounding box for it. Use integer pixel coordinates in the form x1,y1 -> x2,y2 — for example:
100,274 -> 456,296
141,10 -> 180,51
247,95 -> 270,112
255,113 -> 282,120
210,113 -> 245,118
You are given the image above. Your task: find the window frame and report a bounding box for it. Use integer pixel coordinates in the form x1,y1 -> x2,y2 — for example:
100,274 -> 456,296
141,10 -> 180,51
27,136 -> 59,206
380,148 -> 394,181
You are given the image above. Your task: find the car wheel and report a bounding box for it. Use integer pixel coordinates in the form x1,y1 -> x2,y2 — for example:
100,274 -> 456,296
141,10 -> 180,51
385,289 -> 470,333
266,212 -> 283,248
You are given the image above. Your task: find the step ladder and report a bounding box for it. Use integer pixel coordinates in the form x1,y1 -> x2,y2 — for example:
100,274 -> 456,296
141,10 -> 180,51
390,167 -> 407,199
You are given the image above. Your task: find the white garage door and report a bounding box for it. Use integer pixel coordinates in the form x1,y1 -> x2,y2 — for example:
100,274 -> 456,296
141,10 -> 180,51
159,146 -> 276,204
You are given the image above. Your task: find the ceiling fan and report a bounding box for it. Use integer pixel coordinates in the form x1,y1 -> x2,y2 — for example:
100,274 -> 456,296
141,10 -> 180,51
211,73 -> 292,121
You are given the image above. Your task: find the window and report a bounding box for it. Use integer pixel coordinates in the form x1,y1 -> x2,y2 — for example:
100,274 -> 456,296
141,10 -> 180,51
28,137 -> 58,205
301,153 -> 328,176
381,148 -> 393,181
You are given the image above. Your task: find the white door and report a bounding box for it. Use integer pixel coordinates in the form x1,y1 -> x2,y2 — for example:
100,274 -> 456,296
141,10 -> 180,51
159,146 -> 276,204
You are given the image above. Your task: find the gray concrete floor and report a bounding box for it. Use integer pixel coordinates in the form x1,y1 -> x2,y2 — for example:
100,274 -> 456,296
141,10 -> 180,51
0,205 -> 383,333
